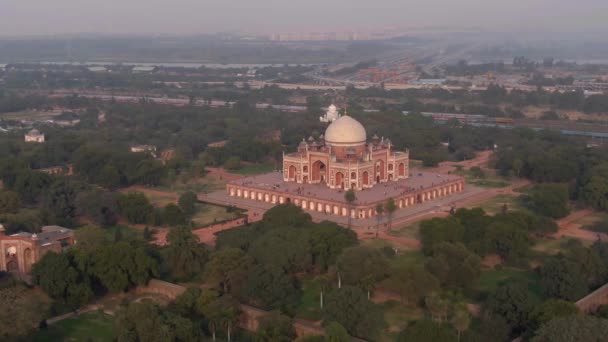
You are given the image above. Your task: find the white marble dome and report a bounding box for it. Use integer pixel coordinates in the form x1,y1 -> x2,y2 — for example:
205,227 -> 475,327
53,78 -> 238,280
324,115 -> 367,146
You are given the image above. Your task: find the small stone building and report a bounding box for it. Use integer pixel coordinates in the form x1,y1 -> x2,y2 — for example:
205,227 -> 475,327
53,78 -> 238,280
0,225 -> 75,274
24,129 -> 45,143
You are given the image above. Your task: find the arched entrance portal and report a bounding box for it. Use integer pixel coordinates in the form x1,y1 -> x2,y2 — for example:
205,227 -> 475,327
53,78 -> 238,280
312,161 -> 327,183
23,248 -> 33,273
399,163 -> 405,177
375,160 -> 385,183
335,172 -> 344,189
362,171 -> 369,186
288,165 -> 296,180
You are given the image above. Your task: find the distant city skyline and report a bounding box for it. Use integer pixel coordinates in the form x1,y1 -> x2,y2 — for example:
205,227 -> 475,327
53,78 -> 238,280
1,0 -> 607,37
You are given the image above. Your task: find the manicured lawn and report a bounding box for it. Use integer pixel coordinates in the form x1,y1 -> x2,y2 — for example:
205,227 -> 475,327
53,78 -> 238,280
32,311 -> 114,342
233,163 -> 276,175
192,203 -> 239,227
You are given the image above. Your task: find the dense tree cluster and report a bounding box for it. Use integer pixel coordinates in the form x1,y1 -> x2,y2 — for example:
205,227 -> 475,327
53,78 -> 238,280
32,239 -> 159,309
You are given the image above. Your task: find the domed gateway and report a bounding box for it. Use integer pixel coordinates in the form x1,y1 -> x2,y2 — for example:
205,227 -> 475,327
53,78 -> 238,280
283,115 -> 409,190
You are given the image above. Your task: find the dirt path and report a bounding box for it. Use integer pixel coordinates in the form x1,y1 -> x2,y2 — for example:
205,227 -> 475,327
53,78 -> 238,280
554,209 -> 606,241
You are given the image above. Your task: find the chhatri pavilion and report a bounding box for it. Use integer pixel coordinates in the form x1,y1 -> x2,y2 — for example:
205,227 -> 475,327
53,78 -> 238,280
224,113 -> 465,221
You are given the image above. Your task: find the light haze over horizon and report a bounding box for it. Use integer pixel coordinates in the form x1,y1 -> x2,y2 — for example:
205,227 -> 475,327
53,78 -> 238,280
1,0 -> 607,37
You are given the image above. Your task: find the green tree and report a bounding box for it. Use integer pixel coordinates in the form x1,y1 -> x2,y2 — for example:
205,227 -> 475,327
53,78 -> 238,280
425,242 -> 481,290
13,170 -> 52,204
0,286 -> 50,340
323,286 -> 383,340
248,228 -> 312,273
308,222 -> 357,272
242,265 -> 301,315
451,308 -> 470,342
117,192 -> 154,224
336,246 -> 389,290
419,217 -> 465,255
384,265 -> 439,304
223,156 -> 242,170
73,225 -> 108,253
325,321 -> 350,342
531,299 -> 579,331
485,282 -> 538,333
42,178 -> 86,226
527,183 -> 570,219
165,226 -> 209,280
91,242 -> 159,292
0,190 -> 20,214
115,301 -> 198,342
539,256 -> 588,301
178,191 -> 198,216
204,248 -> 254,294
255,311 -> 295,342
425,294 -> 448,323
532,316 -> 608,342
203,295 -> 241,342
99,164 -> 121,189
31,251 -> 94,308
397,319 -> 457,342
75,189 -> 119,226
162,203 -> 187,226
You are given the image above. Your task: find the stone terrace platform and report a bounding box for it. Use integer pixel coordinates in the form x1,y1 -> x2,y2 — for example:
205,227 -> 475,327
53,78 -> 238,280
219,169 -> 465,221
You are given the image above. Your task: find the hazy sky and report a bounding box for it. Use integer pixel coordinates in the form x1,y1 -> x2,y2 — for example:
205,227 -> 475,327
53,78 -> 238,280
1,0 -> 607,36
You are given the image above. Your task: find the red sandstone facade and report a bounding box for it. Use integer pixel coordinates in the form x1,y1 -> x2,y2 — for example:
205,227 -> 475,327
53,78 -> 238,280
0,225 -> 75,274
225,115 -> 465,221
283,115 -> 409,191
227,177 -> 464,220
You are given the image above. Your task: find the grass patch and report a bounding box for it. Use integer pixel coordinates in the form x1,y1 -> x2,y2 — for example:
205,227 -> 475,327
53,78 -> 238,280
145,193 -> 176,207
388,222 -> 420,239
158,176 -> 226,194
475,268 -> 541,298
104,225 -> 145,242
389,251 -> 425,269
469,179 -> 510,188
32,311 -> 114,342
191,203 -> 239,227
575,212 -> 608,229
533,237 -> 593,256
476,194 -> 526,215
233,163 -> 276,175
513,184 -> 534,194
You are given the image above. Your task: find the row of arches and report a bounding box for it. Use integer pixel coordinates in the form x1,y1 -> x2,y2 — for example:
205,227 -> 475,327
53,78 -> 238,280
2,245 -> 33,273
286,160 -> 407,188
227,181 -> 464,220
